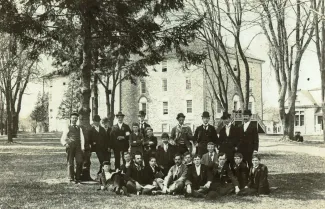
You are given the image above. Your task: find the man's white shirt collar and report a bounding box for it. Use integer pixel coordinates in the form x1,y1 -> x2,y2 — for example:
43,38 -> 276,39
195,165 -> 201,175
244,120 -> 251,131
117,123 -> 123,129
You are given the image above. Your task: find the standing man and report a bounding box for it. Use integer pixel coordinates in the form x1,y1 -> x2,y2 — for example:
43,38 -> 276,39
101,117 -> 113,166
138,110 -> 151,137
110,112 -> 131,170
88,115 -> 108,175
194,111 -> 218,156
238,110 -> 259,168
218,112 -> 240,165
156,133 -> 176,176
60,112 -> 85,184
170,113 -> 194,155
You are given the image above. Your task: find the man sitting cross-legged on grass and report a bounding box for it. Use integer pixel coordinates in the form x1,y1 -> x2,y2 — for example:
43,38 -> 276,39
143,157 -> 165,195
185,154 -> 213,198
156,133 -> 176,177
206,152 -> 240,199
125,151 -> 146,195
98,161 -> 129,196
162,153 -> 188,195
232,152 -> 249,189
238,154 -> 270,196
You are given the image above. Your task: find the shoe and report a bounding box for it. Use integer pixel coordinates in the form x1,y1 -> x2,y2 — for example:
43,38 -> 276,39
69,179 -> 75,183
75,180 -> 81,184
152,190 -> 163,195
136,191 -> 141,195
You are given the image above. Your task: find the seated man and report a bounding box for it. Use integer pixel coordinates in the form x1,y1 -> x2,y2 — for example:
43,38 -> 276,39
120,152 -> 133,174
201,142 -> 218,170
232,152 -> 249,189
294,131 -> 304,142
144,157 -> 165,194
162,153 -> 188,194
185,154 -> 212,198
125,152 -> 146,194
184,152 -> 193,168
238,154 -> 270,196
156,133 -> 176,176
98,161 -> 128,196
206,152 -> 240,199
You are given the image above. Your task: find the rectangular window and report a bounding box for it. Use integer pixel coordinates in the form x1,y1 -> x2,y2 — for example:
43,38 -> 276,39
295,111 -> 305,126
186,77 -> 191,90
163,102 -> 168,115
162,79 -> 167,91
141,81 -> 146,94
141,103 -> 147,113
318,116 -> 323,125
187,100 -> 193,113
248,102 -> 252,111
234,101 -> 238,111
300,114 -> 304,126
162,124 -> 168,132
162,60 -> 167,72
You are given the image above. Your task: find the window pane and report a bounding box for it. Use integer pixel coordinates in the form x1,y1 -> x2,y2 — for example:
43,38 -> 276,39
162,79 -> 167,91
163,102 -> 168,115
217,102 -> 222,113
187,100 -> 192,113
295,115 -> 299,126
141,103 -> 146,112
234,101 -> 238,111
162,60 -> 167,72
318,116 -> 323,125
162,124 -> 168,132
141,81 -> 146,93
300,115 -> 304,126
186,78 -> 191,90
248,102 -> 252,110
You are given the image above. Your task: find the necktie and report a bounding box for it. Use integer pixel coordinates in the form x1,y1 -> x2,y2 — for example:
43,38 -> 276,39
210,153 -> 213,162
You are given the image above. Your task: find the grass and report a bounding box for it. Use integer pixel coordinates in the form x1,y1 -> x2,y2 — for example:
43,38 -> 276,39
0,134 -> 325,209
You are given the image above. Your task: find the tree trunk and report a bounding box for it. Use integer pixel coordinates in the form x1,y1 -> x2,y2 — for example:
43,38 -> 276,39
93,75 -> 98,116
79,14 -> 92,129
109,85 -> 116,126
5,103 -> 13,143
12,112 -> 18,137
0,92 -> 3,135
282,110 -> 295,140
322,70 -> 325,142
105,88 -> 111,118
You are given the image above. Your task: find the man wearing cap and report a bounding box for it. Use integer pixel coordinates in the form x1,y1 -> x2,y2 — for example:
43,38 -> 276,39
194,111 -> 218,156
170,113 -> 194,155
88,115 -> 108,175
219,112 -> 240,165
138,111 -> 151,137
60,112 -> 85,183
110,112 -> 132,170
238,110 -> 259,168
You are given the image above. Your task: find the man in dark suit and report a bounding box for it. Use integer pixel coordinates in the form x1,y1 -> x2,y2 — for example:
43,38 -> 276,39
238,110 -> 259,168
156,133 -> 176,176
101,117 -> 113,166
125,151 -> 147,194
185,154 -> 213,198
110,112 -> 131,170
143,127 -> 158,165
88,115 -> 109,175
219,112 -> 240,165
232,152 -> 249,189
138,111 -> 151,137
170,113 -> 194,154
194,111 -> 218,156
206,152 -> 240,199
238,154 -> 270,196
201,142 -> 218,170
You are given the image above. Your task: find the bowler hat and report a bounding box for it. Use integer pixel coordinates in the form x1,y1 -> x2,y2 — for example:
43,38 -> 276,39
221,112 -> 231,119
115,111 -> 125,117
243,110 -> 252,116
176,113 -> 186,120
93,115 -> 101,122
202,111 -> 210,118
132,122 -> 139,127
145,127 -> 153,132
138,110 -> 146,117
70,112 -> 79,117
101,117 -> 109,123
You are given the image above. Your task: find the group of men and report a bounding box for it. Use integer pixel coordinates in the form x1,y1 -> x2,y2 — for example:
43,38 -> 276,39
61,109 -> 270,198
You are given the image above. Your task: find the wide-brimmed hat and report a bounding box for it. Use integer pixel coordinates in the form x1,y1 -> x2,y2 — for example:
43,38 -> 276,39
221,112 -> 231,119
176,113 -> 186,120
115,111 -> 125,117
243,110 -> 252,116
93,115 -> 101,122
138,110 -> 146,117
70,112 -> 79,117
202,111 -> 210,118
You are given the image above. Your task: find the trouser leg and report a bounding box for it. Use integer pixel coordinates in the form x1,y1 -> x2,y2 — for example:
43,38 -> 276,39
96,150 -> 106,174
75,144 -> 83,181
66,145 -> 76,181
126,181 -> 137,194
238,187 -> 257,196
169,181 -> 185,194
114,149 -> 121,170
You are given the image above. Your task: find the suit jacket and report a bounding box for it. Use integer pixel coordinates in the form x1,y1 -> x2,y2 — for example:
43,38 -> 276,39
164,164 -> 188,187
139,122 -> 151,137
129,132 -> 144,153
212,162 -> 239,187
103,126 -> 113,149
125,162 -> 146,185
144,165 -> 164,184
185,164 -> 213,190
238,121 -> 259,152
247,164 -> 270,194
110,123 -> 131,151
218,124 -> 240,156
194,124 -> 218,145
232,161 -> 249,189
88,125 -> 108,152
120,161 -> 133,174
201,152 -> 218,169
156,143 -> 176,176
143,136 -> 158,151
170,125 -> 193,148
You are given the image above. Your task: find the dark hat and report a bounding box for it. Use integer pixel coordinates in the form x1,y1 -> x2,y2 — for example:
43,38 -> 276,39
221,112 -> 231,119
102,161 -> 110,166
132,122 -> 139,127
243,110 -> 252,116
138,110 -> 146,117
161,132 -> 169,139
202,111 -> 210,118
115,111 -> 125,117
176,113 -> 186,120
70,112 -> 79,117
93,115 -> 101,122
145,127 -> 153,132
101,117 -> 109,123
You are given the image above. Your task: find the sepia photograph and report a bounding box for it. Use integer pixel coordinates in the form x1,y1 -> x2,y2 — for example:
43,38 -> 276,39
0,0 -> 325,208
